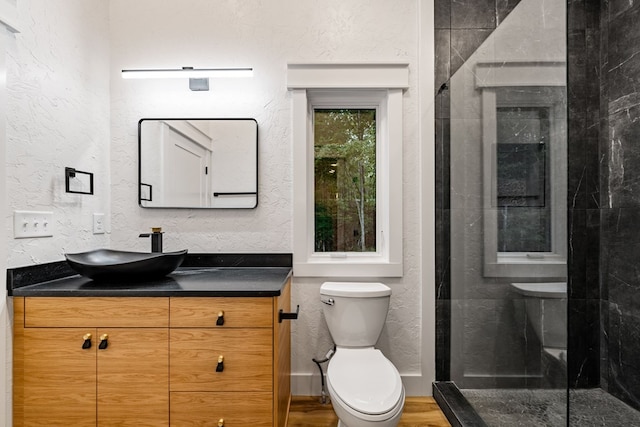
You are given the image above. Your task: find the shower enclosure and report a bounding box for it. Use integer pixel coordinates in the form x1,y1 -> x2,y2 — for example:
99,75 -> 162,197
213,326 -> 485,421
434,0 -> 640,425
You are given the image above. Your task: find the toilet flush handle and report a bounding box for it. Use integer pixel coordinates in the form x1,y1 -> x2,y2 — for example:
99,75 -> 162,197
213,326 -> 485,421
321,298 -> 335,306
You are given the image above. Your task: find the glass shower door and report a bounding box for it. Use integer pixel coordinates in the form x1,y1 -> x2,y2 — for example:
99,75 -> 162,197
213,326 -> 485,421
443,0 -> 568,424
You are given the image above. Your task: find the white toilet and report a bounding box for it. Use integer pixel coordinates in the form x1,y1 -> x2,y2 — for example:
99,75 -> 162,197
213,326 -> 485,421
320,282 -> 405,427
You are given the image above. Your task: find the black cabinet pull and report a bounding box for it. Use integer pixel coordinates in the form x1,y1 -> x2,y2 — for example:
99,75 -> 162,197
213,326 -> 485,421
216,310 -> 225,326
216,355 -> 224,372
82,333 -> 92,349
98,334 -> 109,350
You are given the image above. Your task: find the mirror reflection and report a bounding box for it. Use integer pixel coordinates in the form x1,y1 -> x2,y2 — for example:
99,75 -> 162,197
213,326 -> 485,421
138,118 -> 258,209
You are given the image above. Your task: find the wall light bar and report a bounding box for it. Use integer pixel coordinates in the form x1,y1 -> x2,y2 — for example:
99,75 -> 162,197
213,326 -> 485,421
121,67 -> 253,79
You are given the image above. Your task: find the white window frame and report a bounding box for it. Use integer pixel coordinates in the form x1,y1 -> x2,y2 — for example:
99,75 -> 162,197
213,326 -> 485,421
287,63 -> 408,277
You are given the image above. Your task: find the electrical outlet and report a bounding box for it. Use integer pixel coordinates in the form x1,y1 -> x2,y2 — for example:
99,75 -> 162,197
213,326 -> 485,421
14,210 -> 54,238
93,213 -> 105,234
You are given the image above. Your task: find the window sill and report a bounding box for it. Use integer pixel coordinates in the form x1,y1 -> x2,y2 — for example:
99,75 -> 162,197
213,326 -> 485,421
293,259 -> 403,278
484,256 -> 566,278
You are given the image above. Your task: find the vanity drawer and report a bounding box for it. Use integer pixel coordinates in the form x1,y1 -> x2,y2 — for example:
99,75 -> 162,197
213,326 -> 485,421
170,391 -> 272,426
170,328 -> 273,392
24,297 -> 169,327
170,297 -> 273,328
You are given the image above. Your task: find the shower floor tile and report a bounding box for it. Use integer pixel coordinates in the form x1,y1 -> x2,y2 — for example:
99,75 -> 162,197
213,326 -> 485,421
461,388 -> 640,426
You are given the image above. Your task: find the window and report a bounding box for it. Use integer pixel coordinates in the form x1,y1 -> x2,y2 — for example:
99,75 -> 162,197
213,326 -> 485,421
314,108 -> 377,253
287,63 -> 408,277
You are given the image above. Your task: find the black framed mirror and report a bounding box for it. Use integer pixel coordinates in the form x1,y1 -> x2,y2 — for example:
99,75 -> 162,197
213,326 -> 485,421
138,118 -> 258,209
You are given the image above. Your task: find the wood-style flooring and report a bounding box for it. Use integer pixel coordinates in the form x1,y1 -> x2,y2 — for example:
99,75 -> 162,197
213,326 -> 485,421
287,396 -> 452,427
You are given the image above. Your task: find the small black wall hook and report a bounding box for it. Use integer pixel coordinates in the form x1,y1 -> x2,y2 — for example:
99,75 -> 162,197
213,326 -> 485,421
279,305 -> 300,323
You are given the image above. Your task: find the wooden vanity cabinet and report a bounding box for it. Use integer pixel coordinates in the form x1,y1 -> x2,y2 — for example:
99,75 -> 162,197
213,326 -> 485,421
169,277 -> 292,427
13,277 -> 292,427
13,297 -> 170,427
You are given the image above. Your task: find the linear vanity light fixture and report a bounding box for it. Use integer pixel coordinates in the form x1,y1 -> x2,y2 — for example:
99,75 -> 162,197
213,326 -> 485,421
121,66 -> 253,91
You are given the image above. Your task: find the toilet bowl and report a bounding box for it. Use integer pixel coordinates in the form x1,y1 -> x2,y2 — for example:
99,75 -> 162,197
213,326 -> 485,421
320,282 -> 405,427
327,348 -> 405,427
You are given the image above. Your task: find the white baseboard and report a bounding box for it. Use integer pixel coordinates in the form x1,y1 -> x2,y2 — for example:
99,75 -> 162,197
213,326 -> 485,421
291,372 -> 431,397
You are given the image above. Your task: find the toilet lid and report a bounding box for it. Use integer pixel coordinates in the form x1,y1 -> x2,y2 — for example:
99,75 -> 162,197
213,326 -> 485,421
327,348 -> 403,415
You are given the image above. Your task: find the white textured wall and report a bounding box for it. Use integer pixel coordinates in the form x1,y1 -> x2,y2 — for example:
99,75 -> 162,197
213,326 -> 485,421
3,0 -> 111,422
6,0 -> 111,267
109,0 -> 427,394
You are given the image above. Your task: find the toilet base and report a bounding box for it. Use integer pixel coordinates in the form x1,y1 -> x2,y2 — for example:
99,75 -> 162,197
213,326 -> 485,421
331,387 -> 405,427
334,404 -> 404,427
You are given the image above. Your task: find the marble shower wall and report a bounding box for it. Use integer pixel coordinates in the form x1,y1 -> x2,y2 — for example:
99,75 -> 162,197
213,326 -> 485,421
566,0 -> 601,389
598,0 -> 640,410
436,0 -> 640,411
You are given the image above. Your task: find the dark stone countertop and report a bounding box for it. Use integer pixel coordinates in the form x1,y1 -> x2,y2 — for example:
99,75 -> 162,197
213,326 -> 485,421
7,253 -> 292,297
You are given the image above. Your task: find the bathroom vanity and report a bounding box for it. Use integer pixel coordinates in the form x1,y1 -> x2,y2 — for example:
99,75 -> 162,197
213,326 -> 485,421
8,254 -> 293,427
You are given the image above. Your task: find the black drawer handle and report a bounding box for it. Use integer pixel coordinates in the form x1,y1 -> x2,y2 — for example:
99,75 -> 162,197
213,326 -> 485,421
216,310 -> 225,326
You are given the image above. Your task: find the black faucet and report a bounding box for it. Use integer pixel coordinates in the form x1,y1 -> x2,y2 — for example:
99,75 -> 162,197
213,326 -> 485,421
139,227 -> 164,253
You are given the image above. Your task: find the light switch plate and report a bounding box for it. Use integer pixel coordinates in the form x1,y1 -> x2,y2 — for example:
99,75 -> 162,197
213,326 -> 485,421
93,213 -> 105,234
14,210 -> 54,238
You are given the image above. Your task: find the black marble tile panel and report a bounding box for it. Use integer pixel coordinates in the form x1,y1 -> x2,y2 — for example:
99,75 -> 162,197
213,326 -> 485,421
606,302 -> 640,410
598,114 -> 610,208
606,5 -> 640,114
568,298 -> 600,387
568,209 -> 587,300
568,111 -> 587,210
585,134 -> 601,209
435,208 -> 451,300
435,118 -> 450,207
450,29 -> 493,75
496,0 -> 522,26
606,247 -> 640,315
435,0 -> 451,29
584,0 -> 601,29
451,0 -> 496,29
600,298 -> 610,390
585,209 -> 601,300
436,300 -> 451,381
608,0 -> 640,21
435,29 -> 451,107
568,0 -> 587,30
605,106 -> 640,207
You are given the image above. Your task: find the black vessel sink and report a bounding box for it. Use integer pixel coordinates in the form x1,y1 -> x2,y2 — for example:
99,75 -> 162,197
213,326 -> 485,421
65,249 -> 188,281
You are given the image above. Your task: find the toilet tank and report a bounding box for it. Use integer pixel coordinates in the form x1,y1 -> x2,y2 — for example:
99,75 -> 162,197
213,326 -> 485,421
320,282 -> 391,347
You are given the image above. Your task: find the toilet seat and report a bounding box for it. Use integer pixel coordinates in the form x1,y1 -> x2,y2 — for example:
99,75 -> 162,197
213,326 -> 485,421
327,348 -> 404,417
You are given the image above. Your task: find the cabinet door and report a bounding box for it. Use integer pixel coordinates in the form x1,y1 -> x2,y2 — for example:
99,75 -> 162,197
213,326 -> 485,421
97,328 -> 169,426
22,328 -> 97,427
